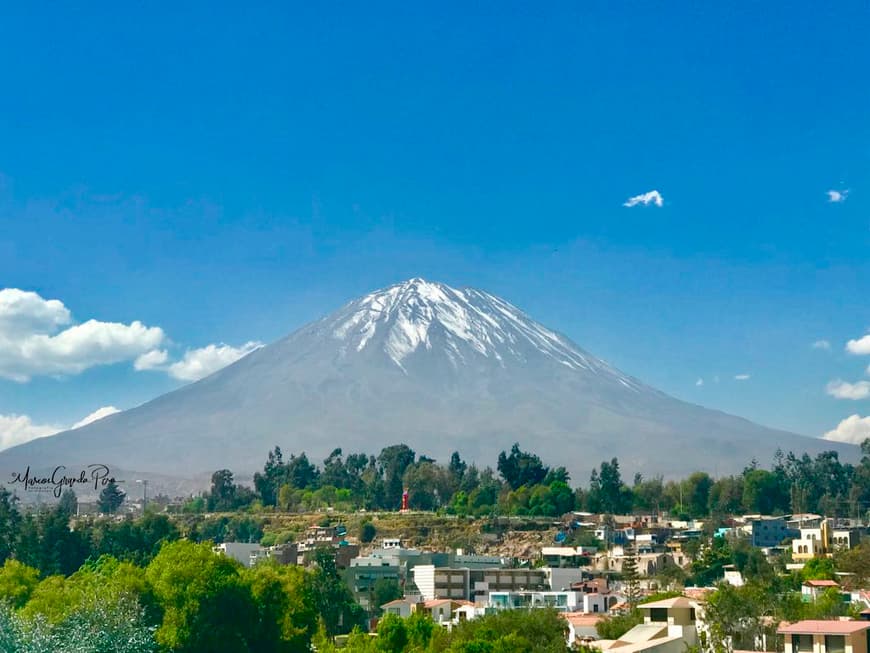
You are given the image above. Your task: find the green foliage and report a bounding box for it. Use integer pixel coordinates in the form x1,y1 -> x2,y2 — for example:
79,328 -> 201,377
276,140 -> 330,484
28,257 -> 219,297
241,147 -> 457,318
441,608 -> 570,653
801,556 -> 836,581
497,443 -> 549,491
621,546 -> 641,608
376,613 -> 409,652
0,560 -> 40,609
0,599 -> 158,652
371,578 -> 402,615
145,540 -> 258,652
98,480 -> 126,514
596,609 -> 643,640
307,547 -> 365,637
243,561 -> 318,652
360,521 -> 377,543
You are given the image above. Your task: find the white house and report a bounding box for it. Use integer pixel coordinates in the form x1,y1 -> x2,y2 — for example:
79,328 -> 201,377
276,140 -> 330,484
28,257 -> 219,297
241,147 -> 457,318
213,542 -> 261,568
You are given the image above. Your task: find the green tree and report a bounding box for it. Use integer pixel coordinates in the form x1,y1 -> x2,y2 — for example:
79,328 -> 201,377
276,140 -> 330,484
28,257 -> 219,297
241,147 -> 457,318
377,445 -> 416,510
445,608 -> 570,652
145,540 -> 258,652
371,578 -> 402,615
0,488 -> 20,566
596,610 -> 643,640
306,547 -> 365,637
98,480 -> 126,514
376,613 -> 408,652
621,545 -> 641,608
683,472 -> 713,517
0,559 -> 40,608
244,561 -> 318,652
497,443 -> 549,491
360,521 -> 377,543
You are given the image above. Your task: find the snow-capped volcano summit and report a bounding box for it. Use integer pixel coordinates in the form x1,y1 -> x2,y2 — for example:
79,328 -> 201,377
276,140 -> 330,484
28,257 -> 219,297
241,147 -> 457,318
0,278 -> 854,482
328,278 -> 636,387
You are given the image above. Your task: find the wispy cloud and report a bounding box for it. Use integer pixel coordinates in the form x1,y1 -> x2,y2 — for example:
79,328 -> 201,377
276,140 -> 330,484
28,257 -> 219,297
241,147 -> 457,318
826,379 -> 870,400
695,378 -> 704,387
827,189 -> 848,203
623,190 -> 664,208
823,414 -> 870,444
846,334 -> 870,355
812,340 -> 831,351
734,374 -> 751,381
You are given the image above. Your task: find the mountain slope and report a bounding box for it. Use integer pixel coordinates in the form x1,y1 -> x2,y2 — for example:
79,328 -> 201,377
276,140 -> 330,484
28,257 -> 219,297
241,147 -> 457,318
0,279 -> 854,482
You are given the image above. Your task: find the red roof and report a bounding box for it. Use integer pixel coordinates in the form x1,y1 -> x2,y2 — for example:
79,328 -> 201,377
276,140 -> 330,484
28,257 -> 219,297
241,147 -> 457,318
562,612 -> 604,627
779,621 -> 870,635
804,580 -> 840,587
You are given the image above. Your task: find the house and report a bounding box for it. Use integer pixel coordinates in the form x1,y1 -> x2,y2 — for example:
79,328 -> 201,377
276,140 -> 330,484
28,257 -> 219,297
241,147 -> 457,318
793,522 -> 833,561
748,517 -> 798,548
778,620 -> 870,653
591,596 -> 701,653
546,566 -> 588,591
541,546 -> 596,568
411,565 -> 548,602
564,612 -> 604,647
250,543 -> 298,566
802,580 -> 842,602
723,565 -> 745,587
214,542 -> 261,568
488,590 -> 584,612
380,598 -> 420,618
832,529 -> 861,552
419,599 -> 469,624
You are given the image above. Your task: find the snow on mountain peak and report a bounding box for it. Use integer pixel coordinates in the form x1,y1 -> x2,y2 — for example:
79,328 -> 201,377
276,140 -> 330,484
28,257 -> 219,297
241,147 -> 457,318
330,278 -> 639,387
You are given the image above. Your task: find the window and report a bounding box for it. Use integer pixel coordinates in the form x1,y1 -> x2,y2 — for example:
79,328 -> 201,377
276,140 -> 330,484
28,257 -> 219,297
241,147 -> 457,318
649,608 -> 668,622
794,634 -> 813,653
825,635 -> 845,653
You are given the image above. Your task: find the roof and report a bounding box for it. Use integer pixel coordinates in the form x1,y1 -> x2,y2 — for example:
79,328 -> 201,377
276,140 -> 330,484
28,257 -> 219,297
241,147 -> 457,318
563,612 -> 604,627
640,597 -> 697,610
615,624 -> 669,645
804,580 -> 840,587
778,621 -> 870,635
380,598 -> 417,608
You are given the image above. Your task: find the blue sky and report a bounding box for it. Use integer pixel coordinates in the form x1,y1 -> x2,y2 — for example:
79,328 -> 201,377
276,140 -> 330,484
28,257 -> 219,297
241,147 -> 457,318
1,2 -> 869,450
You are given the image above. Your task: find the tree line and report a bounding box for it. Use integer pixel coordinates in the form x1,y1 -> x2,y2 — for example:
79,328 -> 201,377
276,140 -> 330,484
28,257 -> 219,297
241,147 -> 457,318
195,439 -> 870,519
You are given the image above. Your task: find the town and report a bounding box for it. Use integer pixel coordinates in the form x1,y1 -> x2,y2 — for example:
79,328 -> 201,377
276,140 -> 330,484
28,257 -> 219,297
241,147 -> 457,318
2,441 -> 868,651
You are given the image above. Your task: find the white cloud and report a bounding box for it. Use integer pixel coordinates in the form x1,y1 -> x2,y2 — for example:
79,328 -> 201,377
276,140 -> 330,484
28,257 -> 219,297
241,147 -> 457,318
0,404 -> 126,451
695,378 -> 704,386
167,341 -> 262,381
71,406 -> 120,430
734,374 -> 751,381
826,379 -> 870,400
827,189 -> 848,203
623,190 -> 664,208
134,349 -> 169,371
812,340 -> 831,351
846,334 -> 870,355
0,414 -> 60,450
0,288 -> 166,382
823,414 -> 870,444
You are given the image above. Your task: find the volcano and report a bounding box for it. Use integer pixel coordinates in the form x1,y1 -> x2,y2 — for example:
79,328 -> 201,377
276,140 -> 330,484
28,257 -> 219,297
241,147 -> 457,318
0,278 -> 853,483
